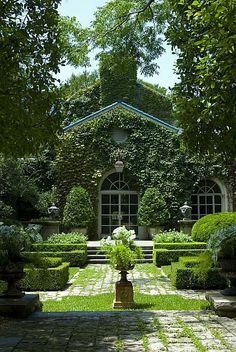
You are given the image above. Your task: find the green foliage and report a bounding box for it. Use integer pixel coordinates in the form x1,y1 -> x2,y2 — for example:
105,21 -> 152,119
20,262 -> 69,291
46,232 -> 87,244
153,230 -> 193,243
23,253 -> 63,268
171,262 -> 226,290
37,251 -> 87,267
58,16 -> 90,67
101,226 -> 143,269
0,224 -> 42,266
35,189 -> 58,216
154,248 -> 204,266
63,186 -> 95,228
192,212 -> 236,242
138,188 -> 171,226
153,242 -> 206,250
60,72 -> 98,100
166,0 -> 236,156
207,224 -> 236,263
32,243 -> 87,252
100,53 -> 137,106
57,108 -> 226,234
0,201 -> 15,221
0,0 -> 62,155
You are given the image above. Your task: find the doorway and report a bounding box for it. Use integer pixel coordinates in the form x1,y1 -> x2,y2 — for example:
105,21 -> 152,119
99,172 -> 138,236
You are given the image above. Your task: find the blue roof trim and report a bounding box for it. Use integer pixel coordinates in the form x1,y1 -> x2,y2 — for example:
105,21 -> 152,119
63,100 -> 180,133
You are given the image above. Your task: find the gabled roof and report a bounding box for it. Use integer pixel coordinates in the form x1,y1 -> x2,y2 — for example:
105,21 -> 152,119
63,100 -> 181,133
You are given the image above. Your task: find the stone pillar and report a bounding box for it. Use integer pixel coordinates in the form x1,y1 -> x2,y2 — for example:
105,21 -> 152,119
178,220 -> 196,235
113,271 -> 135,309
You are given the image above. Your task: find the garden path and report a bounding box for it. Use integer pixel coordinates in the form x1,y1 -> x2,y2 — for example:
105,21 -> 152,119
37,264 -> 214,302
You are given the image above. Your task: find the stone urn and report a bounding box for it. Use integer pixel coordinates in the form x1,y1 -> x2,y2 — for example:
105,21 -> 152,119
219,258 -> 236,296
0,262 -> 25,298
113,266 -> 135,309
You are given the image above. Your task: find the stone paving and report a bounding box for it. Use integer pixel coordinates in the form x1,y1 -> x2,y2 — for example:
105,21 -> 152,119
1,264 -> 236,351
37,264 -> 210,302
1,310 -> 236,351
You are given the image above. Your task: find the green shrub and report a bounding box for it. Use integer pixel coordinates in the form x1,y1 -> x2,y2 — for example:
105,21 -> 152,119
32,250 -> 87,266
32,243 -> 87,252
20,263 -> 69,291
138,187 -> 170,226
22,252 -> 62,268
153,230 -> 193,243
63,186 -> 94,228
192,212 -> 236,242
153,242 -> 207,250
178,256 -> 201,268
154,248 -> 205,266
47,232 -> 87,244
171,262 -> 226,289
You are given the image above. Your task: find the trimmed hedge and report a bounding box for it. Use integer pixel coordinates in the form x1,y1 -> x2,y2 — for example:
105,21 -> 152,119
178,256 -> 201,268
19,262 -> 69,291
154,249 -> 205,266
32,243 -> 87,252
170,262 -> 226,289
192,212 -> 236,242
22,253 -> 63,268
28,250 -> 87,266
153,242 -> 207,250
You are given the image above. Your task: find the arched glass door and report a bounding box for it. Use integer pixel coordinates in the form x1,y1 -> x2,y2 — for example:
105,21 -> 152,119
100,173 -> 138,235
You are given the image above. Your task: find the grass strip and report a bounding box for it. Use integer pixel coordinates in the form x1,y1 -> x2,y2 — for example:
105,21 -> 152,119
177,317 -> 207,352
43,293 -> 209,312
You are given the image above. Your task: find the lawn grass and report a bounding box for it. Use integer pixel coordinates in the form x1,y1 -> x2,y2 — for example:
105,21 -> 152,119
69,267 -> 80,280
42,293 -> 209,312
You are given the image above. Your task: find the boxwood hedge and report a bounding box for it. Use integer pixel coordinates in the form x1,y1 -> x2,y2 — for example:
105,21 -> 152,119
154,248 -> 205,266
19,262 -> 69,291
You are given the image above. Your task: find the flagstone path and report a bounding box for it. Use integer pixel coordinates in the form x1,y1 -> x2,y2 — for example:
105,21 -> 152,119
37,264 -> 212,301
1,264 -> 236,351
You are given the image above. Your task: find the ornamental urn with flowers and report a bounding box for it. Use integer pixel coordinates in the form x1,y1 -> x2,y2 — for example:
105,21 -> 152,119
100,226 -> 143,308
0,224 -> 42,298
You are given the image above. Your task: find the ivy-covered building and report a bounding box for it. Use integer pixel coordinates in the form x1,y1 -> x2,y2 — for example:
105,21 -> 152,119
57,54 -> 234,239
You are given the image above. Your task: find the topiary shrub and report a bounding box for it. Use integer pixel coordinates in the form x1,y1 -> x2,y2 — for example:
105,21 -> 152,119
191,212 -> 236,242
63,186 -> 94,228
138,187 -> 170,227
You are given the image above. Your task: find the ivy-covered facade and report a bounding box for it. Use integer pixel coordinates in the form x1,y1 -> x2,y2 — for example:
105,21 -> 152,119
56,102 -> 232,239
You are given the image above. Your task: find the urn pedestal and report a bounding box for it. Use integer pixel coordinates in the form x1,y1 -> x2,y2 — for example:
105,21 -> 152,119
113,270 -> 135,309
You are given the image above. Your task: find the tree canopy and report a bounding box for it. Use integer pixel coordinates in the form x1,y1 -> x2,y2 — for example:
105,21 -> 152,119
167,0 -> 236,158
0,0 -> 62,156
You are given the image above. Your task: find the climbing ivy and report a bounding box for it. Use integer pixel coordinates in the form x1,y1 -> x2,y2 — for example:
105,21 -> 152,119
56,108 -> 227,236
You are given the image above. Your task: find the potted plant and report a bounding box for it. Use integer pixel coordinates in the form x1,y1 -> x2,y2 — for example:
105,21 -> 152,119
207,224 -> 236,295
101,226 -> 143,308
0,224 -> 42,297
63,186 -> 94,234
138,187 -> 170,237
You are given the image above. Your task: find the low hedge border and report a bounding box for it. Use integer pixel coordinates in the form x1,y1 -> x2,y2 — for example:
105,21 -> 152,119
153,242 -> 207,250
154,249 -> 205,266
32,243 -> 87,252
170,262 -> 226,290
19,262 -> 69,291
25,250 -> 87,266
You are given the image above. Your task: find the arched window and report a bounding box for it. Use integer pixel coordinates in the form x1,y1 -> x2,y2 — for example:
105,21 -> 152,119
191,179 -> 222,219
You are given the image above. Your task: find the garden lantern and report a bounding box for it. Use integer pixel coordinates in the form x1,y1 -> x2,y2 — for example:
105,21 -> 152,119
180,202 -> 192,220
114,160 -> 124,173
48,203 -> 59,219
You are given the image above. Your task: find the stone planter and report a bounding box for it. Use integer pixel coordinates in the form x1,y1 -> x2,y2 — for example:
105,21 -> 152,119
113,268 -> 135,309
219,258 -> 236,296
70,227 -> 87,235
149,225 -> 164,238
26,220 -> 60,240
0,262 -> 25,298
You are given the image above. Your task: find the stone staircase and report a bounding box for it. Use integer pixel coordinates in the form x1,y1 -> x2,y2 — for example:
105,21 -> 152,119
86,243 -> 153,264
